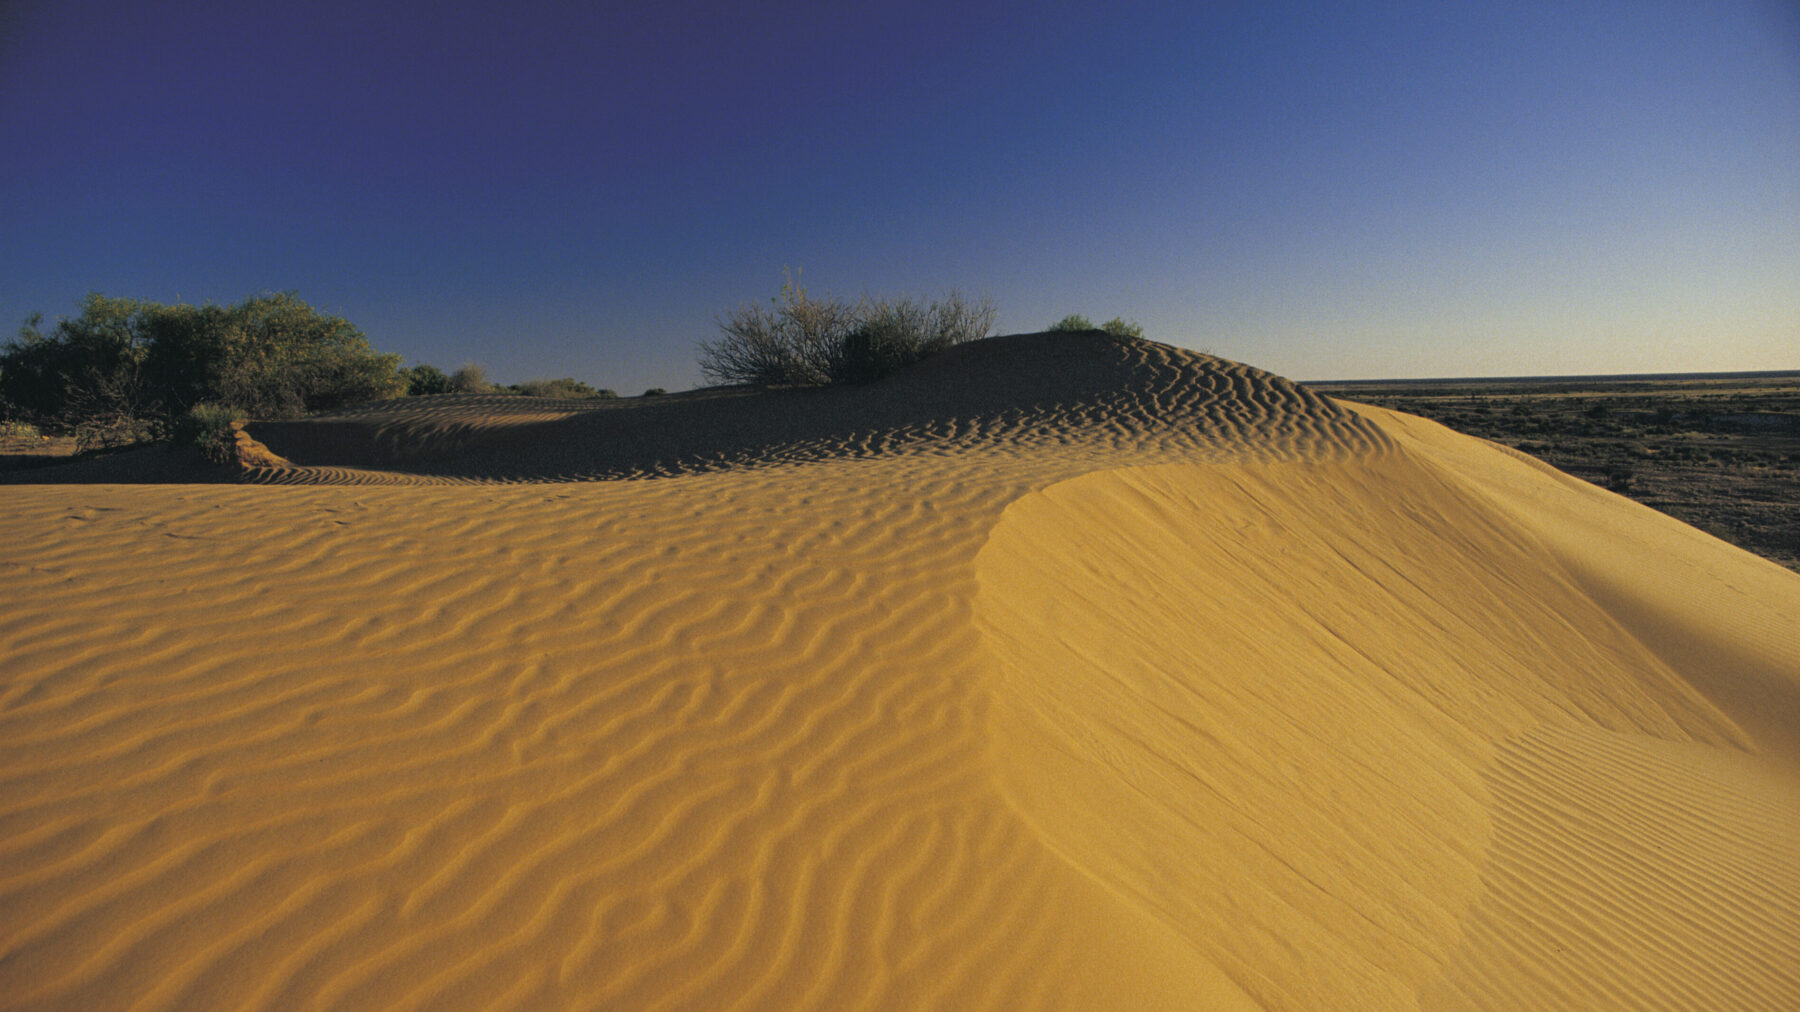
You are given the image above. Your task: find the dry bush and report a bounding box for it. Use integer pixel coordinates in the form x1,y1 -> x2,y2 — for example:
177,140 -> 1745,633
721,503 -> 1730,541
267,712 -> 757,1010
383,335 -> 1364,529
449,364 -> 491,392
700,279 -> 995,387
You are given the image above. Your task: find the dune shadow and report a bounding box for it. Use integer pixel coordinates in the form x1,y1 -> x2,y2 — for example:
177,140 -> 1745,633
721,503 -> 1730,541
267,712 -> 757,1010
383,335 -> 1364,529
4,333 -> 1365,484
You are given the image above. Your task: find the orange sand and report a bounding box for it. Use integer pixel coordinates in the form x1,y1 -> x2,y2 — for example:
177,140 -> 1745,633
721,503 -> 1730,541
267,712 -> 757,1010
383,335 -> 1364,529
2,334 -> 1795,1009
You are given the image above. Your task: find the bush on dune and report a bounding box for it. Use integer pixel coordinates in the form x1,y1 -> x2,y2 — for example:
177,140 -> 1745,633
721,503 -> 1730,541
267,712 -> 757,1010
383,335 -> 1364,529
1049,313 -> 1145,340
512,377 -> 617,398
699,276 -> 996,388
1100,317 -> 1145,339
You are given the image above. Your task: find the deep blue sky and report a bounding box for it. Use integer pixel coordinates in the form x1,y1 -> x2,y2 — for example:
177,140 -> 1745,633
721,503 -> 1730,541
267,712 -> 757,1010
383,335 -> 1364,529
3,1 -> 1795,391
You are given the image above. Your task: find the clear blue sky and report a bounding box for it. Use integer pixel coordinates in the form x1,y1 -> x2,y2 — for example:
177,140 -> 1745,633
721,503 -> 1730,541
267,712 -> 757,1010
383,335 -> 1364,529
2,0 -> 1795,390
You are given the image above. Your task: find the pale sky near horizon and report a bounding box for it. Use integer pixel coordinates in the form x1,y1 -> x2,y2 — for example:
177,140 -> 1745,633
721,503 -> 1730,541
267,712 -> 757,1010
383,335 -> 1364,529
1,0 -> 1795,392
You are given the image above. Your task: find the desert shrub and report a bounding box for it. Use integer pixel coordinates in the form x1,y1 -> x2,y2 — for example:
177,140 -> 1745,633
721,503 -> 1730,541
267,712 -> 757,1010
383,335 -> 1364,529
173,402 -> 246,464
836,292 -> 996,384
72,413 -> 157,454
835,320 -> 915,386
143,293 -> 404,418
2,298 -> 157,433
1101,317 -> 1145,339
449,364 -> 491,393
1050,314 -> 1143,339
699,278 -> 995,387
513,377 -> 613,398
1049,314 -> 1095,332
404,363 -> 453,396
1,292 -> 405,437
699,278 -> 857,387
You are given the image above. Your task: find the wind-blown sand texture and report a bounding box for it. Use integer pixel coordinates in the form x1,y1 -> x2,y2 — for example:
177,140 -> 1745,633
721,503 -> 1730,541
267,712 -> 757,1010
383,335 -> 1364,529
3,332 -> 1796,1010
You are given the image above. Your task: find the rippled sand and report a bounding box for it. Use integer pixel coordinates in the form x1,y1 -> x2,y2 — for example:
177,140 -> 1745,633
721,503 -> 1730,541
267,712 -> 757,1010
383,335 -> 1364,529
3,333 -> 1795,1009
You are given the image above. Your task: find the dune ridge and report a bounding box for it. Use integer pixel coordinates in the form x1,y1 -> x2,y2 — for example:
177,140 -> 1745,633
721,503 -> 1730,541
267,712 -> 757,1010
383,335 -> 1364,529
1,333 -> 1794,1009
240,332 -> 1386,484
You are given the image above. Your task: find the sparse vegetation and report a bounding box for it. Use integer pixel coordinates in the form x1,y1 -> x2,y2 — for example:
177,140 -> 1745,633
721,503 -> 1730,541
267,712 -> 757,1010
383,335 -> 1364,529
404,363 -> 453,396
448,364 -> 492,393
512,377 -> 616,398
1,292 -> 405,445
1101,317 -> 1145,339
72,413 -> 157,454
173,402 -> 247,464
700,276 -> 995,387
1050,314 -> 1144,340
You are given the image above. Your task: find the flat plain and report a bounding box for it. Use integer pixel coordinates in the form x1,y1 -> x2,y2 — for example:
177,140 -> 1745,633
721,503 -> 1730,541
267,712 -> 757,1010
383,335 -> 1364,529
1310,372 -> 1800,572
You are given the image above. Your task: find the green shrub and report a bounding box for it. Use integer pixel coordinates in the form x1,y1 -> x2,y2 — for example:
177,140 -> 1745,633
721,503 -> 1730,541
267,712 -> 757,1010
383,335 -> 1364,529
700,277 -> 995,387
173,402 -> 246,464
2,298 -> 156,431
1,292 -> 405,435
642,387 -> 668,397
0,419 -> 41,440
404,363 -> 453,396
1050,314 -> 1143,339
1101,317 -> 1144,339
513,377 -> 613,398
144,293 -> 404,418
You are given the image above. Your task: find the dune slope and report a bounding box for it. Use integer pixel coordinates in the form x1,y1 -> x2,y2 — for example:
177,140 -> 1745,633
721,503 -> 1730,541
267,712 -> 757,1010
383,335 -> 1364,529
1,333 -> 1794,1009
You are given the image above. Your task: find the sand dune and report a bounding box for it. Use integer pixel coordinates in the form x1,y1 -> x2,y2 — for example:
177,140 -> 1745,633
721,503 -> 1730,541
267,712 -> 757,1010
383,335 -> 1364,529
1,333 -> 1794,1009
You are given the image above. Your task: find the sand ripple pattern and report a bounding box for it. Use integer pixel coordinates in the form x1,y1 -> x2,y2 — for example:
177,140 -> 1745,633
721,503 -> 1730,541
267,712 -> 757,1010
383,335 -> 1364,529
242,334 -> 1387,485
1427,726 -> 1800,1009
1,468 -> 1064,1009
3,349 -> 1312,1012
3,333 -> 1794,1009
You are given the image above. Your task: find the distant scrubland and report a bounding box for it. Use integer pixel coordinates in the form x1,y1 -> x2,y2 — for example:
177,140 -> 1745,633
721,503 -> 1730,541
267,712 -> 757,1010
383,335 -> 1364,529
1311,375 -> 1800,572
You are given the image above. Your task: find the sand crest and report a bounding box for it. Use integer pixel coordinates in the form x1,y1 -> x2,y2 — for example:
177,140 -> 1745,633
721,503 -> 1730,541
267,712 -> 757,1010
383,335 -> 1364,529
2,333 -> 1794,1009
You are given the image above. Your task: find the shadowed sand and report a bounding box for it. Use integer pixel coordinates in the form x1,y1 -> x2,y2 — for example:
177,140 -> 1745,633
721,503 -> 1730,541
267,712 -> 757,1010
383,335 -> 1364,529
2,333 -> 1795,1009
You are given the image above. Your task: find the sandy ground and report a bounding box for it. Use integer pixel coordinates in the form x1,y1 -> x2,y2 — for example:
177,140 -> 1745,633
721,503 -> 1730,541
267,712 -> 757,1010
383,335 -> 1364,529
1,333 -> 1795,1009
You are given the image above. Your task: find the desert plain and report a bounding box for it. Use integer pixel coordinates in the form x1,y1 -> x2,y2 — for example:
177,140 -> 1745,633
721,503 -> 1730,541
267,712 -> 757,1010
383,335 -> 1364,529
2,332 -> 1796,1009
